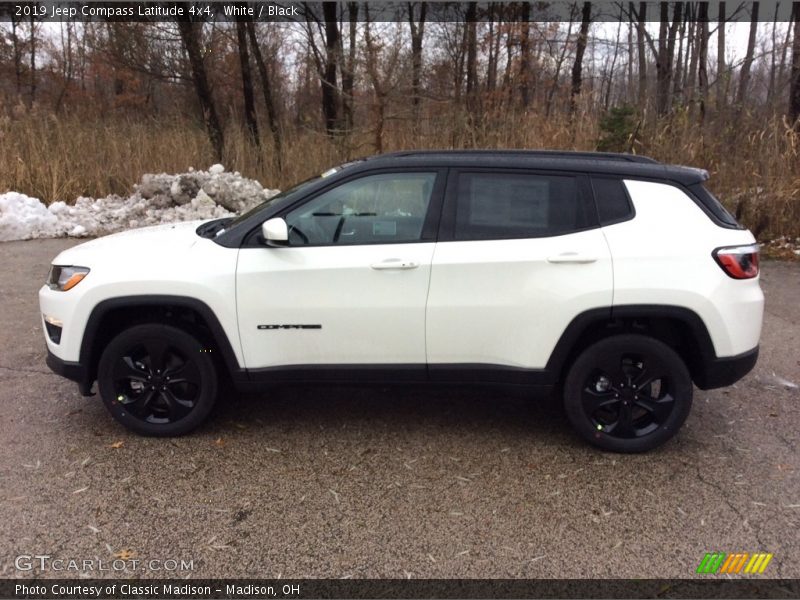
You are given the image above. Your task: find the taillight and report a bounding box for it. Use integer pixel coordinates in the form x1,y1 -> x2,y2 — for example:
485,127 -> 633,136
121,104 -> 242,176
713,244 -> 760,279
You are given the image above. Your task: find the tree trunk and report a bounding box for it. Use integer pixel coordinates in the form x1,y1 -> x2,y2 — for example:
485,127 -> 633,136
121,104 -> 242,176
321,2 -> 340,136
55,21 -> 75,112
246,20 -> 283,169
779,12 -> 793,87
519,2 -> 532,108
697,4 -> 709,123
236,18 -> 260,147
570,2 -> 591,116
341,2 -> 358,133
604,16 -> 623,109
408,2 -> 427,124
627,13 -> 634,99
29,13 -> 36,105
11,13 -> 22,95
636,2 -> 647,111
546,17 -> 575,117
790,5 -> 800,126
736,2 -> 759,109
687,5 -> 698,107
465,2 -> 479,123
655,2 -> 680,116
767,8 -> 779,107
363,6 -> 386,153
665,2 -> 682,110
717,1 -> 727,110
502,25 -> 514,98
487,3 -> 497,92
672,8 -> 686,103
177,20 -> 225,160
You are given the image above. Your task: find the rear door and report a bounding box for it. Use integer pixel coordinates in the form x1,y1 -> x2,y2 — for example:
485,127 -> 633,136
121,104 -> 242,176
426,169 -> 613,378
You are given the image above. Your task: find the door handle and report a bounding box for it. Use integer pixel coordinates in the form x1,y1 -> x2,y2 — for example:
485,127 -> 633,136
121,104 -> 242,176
547,252 -> 598,264
370,259 -> 420,270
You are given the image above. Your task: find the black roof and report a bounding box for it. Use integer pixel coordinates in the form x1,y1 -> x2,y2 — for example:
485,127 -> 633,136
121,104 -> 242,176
352,149 -> 708,185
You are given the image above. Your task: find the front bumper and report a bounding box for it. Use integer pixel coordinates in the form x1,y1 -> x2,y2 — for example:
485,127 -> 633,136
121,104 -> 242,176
694,345 -> 759,390
45,350 -> 94,396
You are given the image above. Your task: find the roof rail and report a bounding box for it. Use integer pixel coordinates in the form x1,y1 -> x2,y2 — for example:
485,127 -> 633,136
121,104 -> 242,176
380,149 -> 659,164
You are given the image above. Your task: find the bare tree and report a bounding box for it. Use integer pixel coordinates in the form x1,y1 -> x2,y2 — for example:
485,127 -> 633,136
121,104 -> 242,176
408,2 -> 427,123
717,1 -> 727,110
545,17 -> 576,117
29,10 -> 36,105
341,2 -> 358,133
465,2 -> 479,122
176,20 -> 225,160
653,2 -> 681,116
790,5 -> 800,126
697,3 -> 709,122
736,2 -> 760,109
10,11 -> 22,95
246,21 -> 282,167
302,2 -> 341,135
486,3 -> 501,92
570,2 -> 591,116
321,2 -> 340,134
363,11 -> 402,152
236,18 -> 260,147
519,2 -> 532,108
635,2 -> 647,111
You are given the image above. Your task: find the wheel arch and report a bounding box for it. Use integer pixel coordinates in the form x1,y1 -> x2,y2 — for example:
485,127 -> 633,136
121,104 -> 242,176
546,305 -> 717,387
80,296 -> 244,386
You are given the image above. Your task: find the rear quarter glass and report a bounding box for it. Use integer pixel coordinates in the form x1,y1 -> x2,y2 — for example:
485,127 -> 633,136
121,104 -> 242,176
688,183 -> 742,228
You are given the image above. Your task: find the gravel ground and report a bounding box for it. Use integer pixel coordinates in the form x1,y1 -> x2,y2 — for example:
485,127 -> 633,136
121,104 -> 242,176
1,238 -> 798,580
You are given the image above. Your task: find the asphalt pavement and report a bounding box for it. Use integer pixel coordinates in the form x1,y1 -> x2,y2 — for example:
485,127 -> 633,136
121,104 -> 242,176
1,238 -> 798,579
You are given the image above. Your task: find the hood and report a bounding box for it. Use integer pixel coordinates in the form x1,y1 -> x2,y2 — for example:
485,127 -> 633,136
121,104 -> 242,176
51,220 -> 206,267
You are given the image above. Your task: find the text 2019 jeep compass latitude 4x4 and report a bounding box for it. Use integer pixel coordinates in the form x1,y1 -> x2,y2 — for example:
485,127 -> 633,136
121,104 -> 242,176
40,150 -> 763,452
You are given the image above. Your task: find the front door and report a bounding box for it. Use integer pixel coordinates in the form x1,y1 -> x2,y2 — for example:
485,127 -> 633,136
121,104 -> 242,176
236,170 -> 445,373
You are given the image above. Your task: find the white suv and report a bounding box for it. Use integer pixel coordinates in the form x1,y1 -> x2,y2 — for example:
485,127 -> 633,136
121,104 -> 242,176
39,151 -> 763,452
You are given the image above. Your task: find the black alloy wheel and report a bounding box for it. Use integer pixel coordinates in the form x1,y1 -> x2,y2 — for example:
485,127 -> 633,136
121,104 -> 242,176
97,324 -> 218,436
563,334 -> 693,453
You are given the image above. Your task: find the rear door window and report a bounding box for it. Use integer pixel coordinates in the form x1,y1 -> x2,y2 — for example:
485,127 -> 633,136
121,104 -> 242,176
453,172 -> 592,240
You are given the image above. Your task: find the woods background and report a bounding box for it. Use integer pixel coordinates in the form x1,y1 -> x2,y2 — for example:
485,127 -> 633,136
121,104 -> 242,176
1,1 -> 800,239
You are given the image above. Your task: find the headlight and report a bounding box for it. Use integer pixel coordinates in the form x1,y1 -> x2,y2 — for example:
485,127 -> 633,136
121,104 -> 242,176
48,266 -> 90,291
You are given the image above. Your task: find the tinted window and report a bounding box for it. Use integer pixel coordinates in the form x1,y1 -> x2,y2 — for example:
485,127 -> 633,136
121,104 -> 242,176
285,172 -> 436,246
592,177 -> 633,225
454,173 -> 589,240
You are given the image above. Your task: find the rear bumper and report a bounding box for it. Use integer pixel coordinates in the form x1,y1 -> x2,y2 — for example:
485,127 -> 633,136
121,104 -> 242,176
695,346 -> 759,390
46,350 -> 94,396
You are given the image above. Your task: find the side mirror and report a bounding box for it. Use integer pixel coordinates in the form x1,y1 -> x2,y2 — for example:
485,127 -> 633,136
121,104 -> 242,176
262,218 -> 288,246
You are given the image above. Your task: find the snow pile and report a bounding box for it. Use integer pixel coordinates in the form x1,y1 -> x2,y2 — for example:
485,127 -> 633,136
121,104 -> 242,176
0,192 -> 60,241
0,165 -> 280,242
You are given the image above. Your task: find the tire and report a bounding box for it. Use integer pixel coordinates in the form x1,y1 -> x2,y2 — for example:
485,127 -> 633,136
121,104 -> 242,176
563,334 -> 693,453
97,324 -> 218,436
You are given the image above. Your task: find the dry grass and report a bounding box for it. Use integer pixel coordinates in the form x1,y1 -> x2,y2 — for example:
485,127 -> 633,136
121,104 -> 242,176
1,104 -> 798,238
